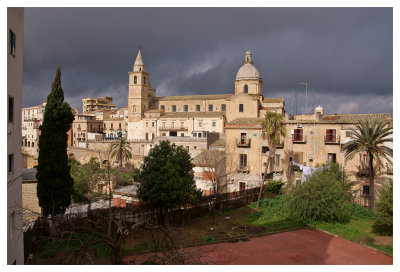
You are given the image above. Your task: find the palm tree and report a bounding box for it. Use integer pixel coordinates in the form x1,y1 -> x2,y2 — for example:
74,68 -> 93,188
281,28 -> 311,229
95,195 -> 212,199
110,138 -> 133,170
341,119 -> 392,210
256,111 -> 286,209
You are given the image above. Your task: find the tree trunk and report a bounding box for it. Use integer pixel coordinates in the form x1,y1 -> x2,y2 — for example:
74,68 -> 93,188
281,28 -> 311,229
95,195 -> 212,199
369,153 -> 375,210
163,205 -> 170,229
119,149 -> 122,170
256,162 -> 268,209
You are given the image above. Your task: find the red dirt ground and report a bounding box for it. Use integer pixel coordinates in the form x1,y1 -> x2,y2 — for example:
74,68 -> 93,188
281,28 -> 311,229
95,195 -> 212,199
125,228 -> 393,265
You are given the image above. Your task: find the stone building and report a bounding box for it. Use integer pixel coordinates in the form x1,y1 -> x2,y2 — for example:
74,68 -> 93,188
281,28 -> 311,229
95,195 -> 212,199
72,113 -> 103,148
8,7 -> 24,265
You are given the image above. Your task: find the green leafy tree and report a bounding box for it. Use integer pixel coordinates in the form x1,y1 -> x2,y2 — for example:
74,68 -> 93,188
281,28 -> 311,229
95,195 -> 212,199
257,111 -> 286,209
341,119 -> 392,210
69,159 -> 89,203
373,180 -> 393,235
138,141 -> 201,227
285,163 -> 351,222
36,66 -> 75,216
110,138 -> 132,170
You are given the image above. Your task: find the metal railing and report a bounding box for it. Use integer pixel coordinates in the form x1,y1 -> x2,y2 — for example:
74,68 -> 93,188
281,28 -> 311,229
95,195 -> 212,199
324,135 -> 340,144
292,134 -> 307,143
236,138 -> 251,147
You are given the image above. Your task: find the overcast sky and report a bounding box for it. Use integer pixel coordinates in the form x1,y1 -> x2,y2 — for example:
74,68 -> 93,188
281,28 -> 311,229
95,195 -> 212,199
22,7 -> 393,115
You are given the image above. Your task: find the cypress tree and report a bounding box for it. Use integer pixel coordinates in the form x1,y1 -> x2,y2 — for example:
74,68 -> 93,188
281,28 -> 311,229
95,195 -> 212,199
36,66 -> 75,216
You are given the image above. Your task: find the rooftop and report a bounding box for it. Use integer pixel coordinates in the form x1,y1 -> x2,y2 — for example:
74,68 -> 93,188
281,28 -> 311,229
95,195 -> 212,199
157,94 -> 233,101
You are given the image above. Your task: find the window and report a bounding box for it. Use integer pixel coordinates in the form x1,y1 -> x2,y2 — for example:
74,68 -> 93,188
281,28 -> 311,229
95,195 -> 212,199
181,133 -> 184,137
240,154 -> 247,168
293,129 -> 303,141
239,182 -> 246,191
111,123 -> 113,129
346,131 -> 353,138
212,121 -> 216,127
104,123 -> 106,129
172,122 -> 175,128
244,84 -> 248,93
208,104 -> 213,112
134,76 -> 137,84
239,104 -> 244,112
32,142 -> 34,148
146,122 -> 148,127
8,96 -> 14,123
184,105 -> 188,112
362,185 -> 370,196
162,122 -> 166,128
325,129 -> 336,142
160,105 -> 165,110
199,122 -> 203,127
181,122 -> 184,128
143,77 -> 146,84
152,122 -> 155,127
196,105 -> 200,112
119,123 -> 121,129
262,146 -> 269,153
8,154 -> 14,173
328,153 -> 336,163
240,133 -> 247,144
275,154 -> 280,167
9,29 -> 15,56
152,133 -> 155,139
145,133 -> 148,140
221,104 -> 226,111
162,133 -> 166,136
185,146 -> 189,152
172,105 -> 176,112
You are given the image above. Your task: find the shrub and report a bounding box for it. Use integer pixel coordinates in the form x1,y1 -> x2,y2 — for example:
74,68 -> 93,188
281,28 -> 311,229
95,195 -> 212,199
285,163 -> 351,222
264,180 -> 284,197
373,180 -> 393,235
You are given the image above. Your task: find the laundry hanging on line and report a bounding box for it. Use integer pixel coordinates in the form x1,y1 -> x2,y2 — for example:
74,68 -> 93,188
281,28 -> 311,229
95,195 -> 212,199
291,161 -> 318,181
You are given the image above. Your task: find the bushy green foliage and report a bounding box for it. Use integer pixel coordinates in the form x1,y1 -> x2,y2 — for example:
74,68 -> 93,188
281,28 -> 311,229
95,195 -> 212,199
285,163 -> 351,222
36,66 -> 75,216
264,180 -> 284,197
373,180 -> 393,235
138,141 -> 201,210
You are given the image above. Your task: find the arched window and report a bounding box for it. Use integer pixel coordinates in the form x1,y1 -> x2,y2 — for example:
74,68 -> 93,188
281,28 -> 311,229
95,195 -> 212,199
172,105 -> 176,112
244,85 -> 248,93
32,142 -> 34,148
134,76 -> 137,84
28,142 -> 30,147
133,105 -> 136,112
143,77 -> 146,84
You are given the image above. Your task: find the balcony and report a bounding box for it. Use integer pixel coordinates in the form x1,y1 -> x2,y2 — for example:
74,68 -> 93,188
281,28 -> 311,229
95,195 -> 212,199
324,135 -> 340,144
159,126 -> 188,131
236,138 -> 251,147
357,166 -> 370,176
292,134 -> 307,144
238,165 -> 250,173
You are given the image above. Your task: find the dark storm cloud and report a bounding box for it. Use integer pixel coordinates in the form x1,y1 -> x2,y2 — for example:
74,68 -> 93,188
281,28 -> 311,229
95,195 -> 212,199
23,7 -> 392,114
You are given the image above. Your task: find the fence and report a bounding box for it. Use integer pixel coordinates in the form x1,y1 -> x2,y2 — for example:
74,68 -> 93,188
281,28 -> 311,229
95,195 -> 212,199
63,187 -> 261,226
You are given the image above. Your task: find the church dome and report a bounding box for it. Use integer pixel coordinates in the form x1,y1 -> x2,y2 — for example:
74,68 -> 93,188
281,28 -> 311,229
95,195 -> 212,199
235,50 -> 261,80
236,63 -> 261,80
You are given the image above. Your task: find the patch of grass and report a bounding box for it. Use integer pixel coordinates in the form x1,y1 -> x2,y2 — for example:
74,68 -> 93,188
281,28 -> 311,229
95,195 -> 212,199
122,242 -> 150,254
366,242 -> 393,255
202,236 -> 217,243
247,195 -> 304,231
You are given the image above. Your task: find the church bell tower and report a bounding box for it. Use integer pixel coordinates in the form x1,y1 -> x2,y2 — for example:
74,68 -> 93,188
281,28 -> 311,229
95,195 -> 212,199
128,46 -> 150,122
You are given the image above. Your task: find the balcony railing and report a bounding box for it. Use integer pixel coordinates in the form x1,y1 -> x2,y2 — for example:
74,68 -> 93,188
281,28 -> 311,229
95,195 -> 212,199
238,165 -> 250,173
292,134 -> 307,143
159,126 -> 188,131
324,135 -> 340,144
236,138 -> 251,147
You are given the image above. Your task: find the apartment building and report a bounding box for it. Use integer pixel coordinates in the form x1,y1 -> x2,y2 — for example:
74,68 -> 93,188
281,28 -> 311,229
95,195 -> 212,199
7,7 -> 24,265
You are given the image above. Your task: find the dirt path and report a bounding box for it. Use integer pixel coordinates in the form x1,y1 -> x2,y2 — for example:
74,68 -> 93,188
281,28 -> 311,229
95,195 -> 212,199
125,228 -> 393,265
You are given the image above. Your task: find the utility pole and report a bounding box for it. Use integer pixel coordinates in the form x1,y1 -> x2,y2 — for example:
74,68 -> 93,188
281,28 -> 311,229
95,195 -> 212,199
299,83 -> 308,114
